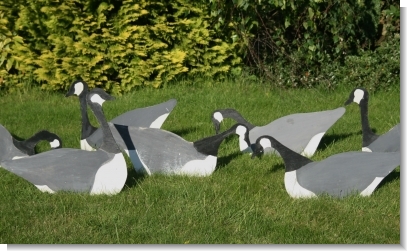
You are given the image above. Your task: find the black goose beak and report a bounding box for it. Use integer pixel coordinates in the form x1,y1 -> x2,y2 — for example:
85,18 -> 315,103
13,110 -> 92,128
251,145 -> 263,159
65,88 -> 75,97
344,97 -> 353,106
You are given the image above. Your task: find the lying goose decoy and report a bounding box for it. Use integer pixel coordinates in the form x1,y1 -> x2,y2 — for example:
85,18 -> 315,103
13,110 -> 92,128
252,135 -> 401,199
212,107 -> 345,157
0,88 -> 127,195
111,123 -> 250,177
0,125 -> 62,162
65,79 -> 177,151
345,87 -> 400,152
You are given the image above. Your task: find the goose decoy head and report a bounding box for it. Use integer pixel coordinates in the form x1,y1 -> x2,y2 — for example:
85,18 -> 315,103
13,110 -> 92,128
212,111 -> 224,134
345,87 -> 368,106
37,130 -> 63,150
251,137 -> 270,159
65,80 -> 89,97
86,88 -> 115,107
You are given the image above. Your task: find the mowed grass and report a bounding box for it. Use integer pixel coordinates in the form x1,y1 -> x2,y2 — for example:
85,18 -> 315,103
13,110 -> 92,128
0,80 -> 400,244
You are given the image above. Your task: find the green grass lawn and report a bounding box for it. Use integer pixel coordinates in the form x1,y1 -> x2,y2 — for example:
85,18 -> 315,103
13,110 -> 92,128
0,80 -> 400,244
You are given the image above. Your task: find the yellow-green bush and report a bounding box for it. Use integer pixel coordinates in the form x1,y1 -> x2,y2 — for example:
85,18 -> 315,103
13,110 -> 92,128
0,0 -> 241,94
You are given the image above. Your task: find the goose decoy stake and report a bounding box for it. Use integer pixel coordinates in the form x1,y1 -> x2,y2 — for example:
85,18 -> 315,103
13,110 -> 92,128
65,79 -> 177,151
345,87 -> 400,152
0,88 -> 127,195
212,107 -> 345,157
112,123 -> 250,177
252,135 -> 401,199
0,125 -> 62,162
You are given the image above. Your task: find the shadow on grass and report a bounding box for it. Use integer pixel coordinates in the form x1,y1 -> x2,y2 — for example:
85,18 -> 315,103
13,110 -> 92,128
169,127 -> 200,138
317,131 -> 359,151
122,167 -> 148,191
376,170 -> 400,190
267,162 -> 286,173
215,152 -> 244,170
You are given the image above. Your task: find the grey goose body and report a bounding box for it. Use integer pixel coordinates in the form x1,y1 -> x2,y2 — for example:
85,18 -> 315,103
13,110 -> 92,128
112,123 -> 250,176
0,89 -> 127,195
212,107 -> 345,157
252,135 -> 401,198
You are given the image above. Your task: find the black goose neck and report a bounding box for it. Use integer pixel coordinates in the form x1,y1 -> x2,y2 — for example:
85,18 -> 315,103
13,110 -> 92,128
79,93 -> 97,139
265,136 -> 313,172
193,124 -> 239,156
87,102 -> 121,154
359,98 -> 379,146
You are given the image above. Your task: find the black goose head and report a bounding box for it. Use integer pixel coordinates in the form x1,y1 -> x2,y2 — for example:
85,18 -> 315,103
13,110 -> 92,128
211,108 -> 254,134
12,130 -> 63,156
211,110 -> 224,134
65,79 -> 89,97
345,87 -> 368,106
251,135 -> 313,172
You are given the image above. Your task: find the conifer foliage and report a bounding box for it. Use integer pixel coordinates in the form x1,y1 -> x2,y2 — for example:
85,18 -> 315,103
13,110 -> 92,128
0,0 -> 241,93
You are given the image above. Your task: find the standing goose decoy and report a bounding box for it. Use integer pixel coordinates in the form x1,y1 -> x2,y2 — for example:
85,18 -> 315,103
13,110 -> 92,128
345,87 -> 400,152
111,122 -> 250,176
211,107 -> 345,157
0,88 -> 127,195
251,135 -> 401,199
0,125 -> 62,162
65,79 -> 177,151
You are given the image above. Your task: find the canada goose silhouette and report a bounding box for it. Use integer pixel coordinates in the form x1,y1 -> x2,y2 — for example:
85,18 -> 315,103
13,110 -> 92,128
0,88 -> 127,195
0,125 -> 62,162
112,122 -> 250,176
345,87 -> 400,152
211,107 -> 345,157
251,135 -> 401,198
65,79 -> 177,151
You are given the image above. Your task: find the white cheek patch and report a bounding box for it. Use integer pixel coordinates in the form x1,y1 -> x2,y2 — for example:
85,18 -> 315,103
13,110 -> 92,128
90,94 -> 105,106
49,139 -> 60,148
259,138 -> 272,149
74,82 -> 84,96
213,112 -> 223,123
353,89 -> 364,104
235,125 -> 247,136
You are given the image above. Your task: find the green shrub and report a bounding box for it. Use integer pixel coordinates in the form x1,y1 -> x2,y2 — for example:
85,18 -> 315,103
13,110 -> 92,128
0,0 -> 241,94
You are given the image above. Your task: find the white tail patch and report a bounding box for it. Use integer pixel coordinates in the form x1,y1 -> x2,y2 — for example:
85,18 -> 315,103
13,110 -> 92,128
362,147 -> 372,152
179,155 -> 217,177
90,153 -> 127,195
360,177 -> 384,196
80,139 -> 97,151
150,113 -> 169,128
35,185 -> 55,194
284,171 -> 317,199
12,155 -> 27,160
301,132 -> 325,157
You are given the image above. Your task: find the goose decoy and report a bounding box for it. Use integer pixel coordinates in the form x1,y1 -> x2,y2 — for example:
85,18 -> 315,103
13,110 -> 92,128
0,88 -> 127,195
251,135 -> 401,198
65,79 -> 177,151
0,125 -> 62,162
345,87 -> 400,152
211,107 -> 345,157
111,122 -> 250,176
